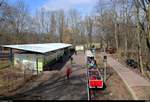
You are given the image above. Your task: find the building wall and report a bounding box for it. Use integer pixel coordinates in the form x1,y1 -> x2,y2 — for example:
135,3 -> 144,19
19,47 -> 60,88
44,49 -> 64,65
14,48 -> 69,72
57,49 -> 64,57
14,54 -> 44,73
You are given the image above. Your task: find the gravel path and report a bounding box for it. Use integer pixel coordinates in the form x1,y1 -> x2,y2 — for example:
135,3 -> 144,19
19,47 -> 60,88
100,52 -> 150,100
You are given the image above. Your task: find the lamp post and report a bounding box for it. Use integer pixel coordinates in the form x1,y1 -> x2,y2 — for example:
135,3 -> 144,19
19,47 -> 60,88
103,55 -> 107,83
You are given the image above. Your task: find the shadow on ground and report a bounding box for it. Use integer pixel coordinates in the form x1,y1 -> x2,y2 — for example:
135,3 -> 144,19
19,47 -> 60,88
0,55 -> 88,100
44,52 -> 74,71
1,73 -> 87,100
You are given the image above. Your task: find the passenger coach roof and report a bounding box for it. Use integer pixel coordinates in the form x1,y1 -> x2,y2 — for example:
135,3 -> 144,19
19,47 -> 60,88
1,43 -> 72,54
86,50 -> 94,57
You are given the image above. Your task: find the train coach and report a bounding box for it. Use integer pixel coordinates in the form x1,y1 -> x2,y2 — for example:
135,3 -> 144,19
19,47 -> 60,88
85,50 -> 104,100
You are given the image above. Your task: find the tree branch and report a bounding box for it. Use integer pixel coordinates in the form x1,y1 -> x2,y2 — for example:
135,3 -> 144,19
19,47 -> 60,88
0,0 -> 4,7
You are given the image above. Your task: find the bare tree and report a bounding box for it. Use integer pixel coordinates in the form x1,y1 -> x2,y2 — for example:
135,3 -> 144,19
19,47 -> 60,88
85,16 -> 93,46
67,9 -> 81,45
50,11 -> 56,37
134,0 -> 144,75
0,0 -> 4,7
57,10 -> 65,43
12,0 -> 29,43
136,0 -> 150,51
95,0 -> 107,50
112,0 -> 119,59
36,7 -> 50,34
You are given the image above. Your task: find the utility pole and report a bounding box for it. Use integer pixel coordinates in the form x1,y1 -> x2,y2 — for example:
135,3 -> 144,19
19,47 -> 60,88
103,39 -> 107,83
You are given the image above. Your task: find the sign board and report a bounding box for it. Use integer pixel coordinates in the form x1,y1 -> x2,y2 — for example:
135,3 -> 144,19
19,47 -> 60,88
89,80 -> 103,88
75,45 -> 84,51
103,55 -> 107,62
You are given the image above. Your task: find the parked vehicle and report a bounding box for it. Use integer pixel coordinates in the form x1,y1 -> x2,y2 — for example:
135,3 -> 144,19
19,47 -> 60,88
106,47 -> 116,54
126,59 -> 138,68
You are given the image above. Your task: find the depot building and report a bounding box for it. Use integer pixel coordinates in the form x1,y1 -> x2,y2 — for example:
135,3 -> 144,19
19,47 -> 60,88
0,43 -> 72,74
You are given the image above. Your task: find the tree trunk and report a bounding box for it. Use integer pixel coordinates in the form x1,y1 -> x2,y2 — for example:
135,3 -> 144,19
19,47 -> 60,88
113,2 -> 119,60
147,3 -> 150,51
124,0 -> 128,60
136,7 -> 144,75
137,30 -> 144,75
124,32 -> 128,59
115,22 -> 119,60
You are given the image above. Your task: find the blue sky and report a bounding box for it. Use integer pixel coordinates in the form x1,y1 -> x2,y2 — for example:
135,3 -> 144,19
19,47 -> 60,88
8,0 -> 100,16
8,0 -> 47,15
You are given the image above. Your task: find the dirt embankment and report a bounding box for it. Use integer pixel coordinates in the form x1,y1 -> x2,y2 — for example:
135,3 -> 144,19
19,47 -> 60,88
0,70 -> 64,99
0,69 -> 64,97
0,68 -> 35,96
0,57 -> 70,98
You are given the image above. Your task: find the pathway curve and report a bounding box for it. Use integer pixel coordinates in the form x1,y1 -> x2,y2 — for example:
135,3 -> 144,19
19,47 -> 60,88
100,52 -> 150,100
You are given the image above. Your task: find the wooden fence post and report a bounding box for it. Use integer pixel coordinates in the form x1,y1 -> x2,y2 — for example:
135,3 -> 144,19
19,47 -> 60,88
36,57 -> 39,76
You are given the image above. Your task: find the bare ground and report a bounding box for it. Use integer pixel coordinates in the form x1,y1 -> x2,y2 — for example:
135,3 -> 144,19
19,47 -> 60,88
0,53 -> 88,100
0,67 -> 36,97
95,66 -> 133,100
0,53 -> 133,100
95,53 -> 133,100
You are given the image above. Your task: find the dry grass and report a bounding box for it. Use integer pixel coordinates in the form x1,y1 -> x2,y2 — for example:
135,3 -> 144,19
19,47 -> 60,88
0,66 -> 36,96
95,53 -> 103,65
0,60 -> 11,69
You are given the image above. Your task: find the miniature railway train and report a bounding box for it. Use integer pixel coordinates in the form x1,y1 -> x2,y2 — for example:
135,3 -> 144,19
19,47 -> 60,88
85,50 -> 104,100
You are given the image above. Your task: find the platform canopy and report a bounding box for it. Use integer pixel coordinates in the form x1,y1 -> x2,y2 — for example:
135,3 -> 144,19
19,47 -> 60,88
1,43 -> 72,54
85,50 -> 94,57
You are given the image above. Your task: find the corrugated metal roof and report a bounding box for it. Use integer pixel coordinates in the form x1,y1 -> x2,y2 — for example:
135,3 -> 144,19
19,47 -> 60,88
1,43 -> 72,54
